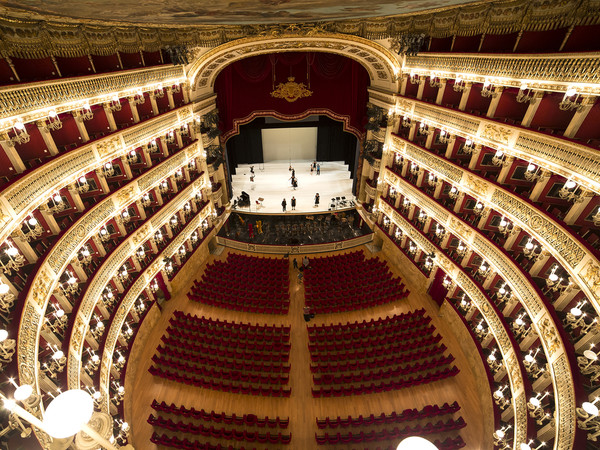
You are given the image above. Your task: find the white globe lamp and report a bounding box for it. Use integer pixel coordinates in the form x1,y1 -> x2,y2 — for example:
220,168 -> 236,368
397,436 -> 439,450
43,389 -> 93,439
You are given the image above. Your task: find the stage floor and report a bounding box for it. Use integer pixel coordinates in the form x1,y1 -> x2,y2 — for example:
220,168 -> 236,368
230,160 -> 355,214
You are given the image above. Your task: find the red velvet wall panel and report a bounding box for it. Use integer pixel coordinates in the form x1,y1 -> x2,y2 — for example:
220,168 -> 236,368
493,89 -> 529,122
92,54 -> 121,73
529,93 -> 575,131
120,52 -> 143,69
56,55 -> 93,78
50,114 -> 82,148
214,52 -> 369,141
143,51 -> 163,66
452,35 -> 481,53
12,57 -> 57,82
563,25 -> 600,52
480,33 -> 519,53
516,28 -> 567,53
0,58 -> 17,85
427,36 -> 453,52
574,100 -> 600,142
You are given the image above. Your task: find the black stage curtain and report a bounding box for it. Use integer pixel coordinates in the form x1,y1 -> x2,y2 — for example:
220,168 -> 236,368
226,120 -> 264,173
316,116 -> 357,175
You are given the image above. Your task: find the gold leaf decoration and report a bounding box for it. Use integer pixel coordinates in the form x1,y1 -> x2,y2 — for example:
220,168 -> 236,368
270,77 -> 313,103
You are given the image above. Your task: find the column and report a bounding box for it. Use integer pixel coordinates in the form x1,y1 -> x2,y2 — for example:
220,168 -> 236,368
485,87 -> 504,118
159,137 -> 170,158
476,207 -> 491,229
467,145 -> 482,170
148,92 -> 159,116
495,156 -> 515,184
182,83 -> 191,103
416,79 -> 426,100
70,260 -> 88,283
0,137 -> 26,173
529,252 -> 551,277
67,184 -> 85,212
175,130 -> 183,148
408,123 -> 417,141
415,168 -> 425,187
435,79 -> 447,105
502,226 -> 522,251
166,87 -> 176,110
94,169 -> 110,194
453,192 -> 466,214
36,121 -> 59,156
563,96 -> 596,138
127,97 -> 141,123
102,105 -> 118,132
521,92 -> 544,128
10,234 -> 38,264
141,145 -> 153,168
38,206 -> 61,235
424,132 -> 435,149
528,171 -> 552,202
91,235 -> 107,257
444,138 -> 456,159
72,112 -> 90,143
119,156 -> 133,179
563,191 -> 595,225
458,82 -> 473,111
400,74 -> 409,96
135,200 -> 147,220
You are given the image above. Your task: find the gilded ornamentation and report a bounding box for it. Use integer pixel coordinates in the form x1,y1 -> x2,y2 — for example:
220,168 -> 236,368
464,174 -> 489,197
115,186 -> 136,207
271,78 -> 319,103
95,137 -> 121,158
481,123 -> 512,145
449,217 -> 472,240
31,268 -> 52,308
582,262 -> 600,301
538,317 -> 560,356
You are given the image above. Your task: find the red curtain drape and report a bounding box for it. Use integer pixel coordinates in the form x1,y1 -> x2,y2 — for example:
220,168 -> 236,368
215,51 -> 369,140
428,268 -> 448,307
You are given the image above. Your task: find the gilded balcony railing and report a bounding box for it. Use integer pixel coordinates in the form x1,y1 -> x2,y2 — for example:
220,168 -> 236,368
388,136 -> 600,316
0,104 -> 194,245
404,52 -> 600,94
0,65 -> 186,128
380,174 -> 576,450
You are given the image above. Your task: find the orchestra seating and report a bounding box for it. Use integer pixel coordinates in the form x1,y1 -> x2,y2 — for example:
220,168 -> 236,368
303,251 -> 409,313
149,311 -> 291,397
315,403 -> 465,448
148,401 -> 291,447
308,309 -> 459,396
188,254 -> 289,314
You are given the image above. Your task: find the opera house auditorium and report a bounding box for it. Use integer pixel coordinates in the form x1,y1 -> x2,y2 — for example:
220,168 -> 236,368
0,0 -> 599,449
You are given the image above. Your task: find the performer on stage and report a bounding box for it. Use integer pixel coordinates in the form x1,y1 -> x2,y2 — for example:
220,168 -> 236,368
314,193 -> 320,207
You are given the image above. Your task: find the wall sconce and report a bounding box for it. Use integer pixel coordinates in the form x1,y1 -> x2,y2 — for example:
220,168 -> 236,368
126,149 -> 139,164
0,281 -> 15,316
559,88 -> 583,112
487,349 -> 502,374
401,116 -> 411,128
1,242 -> 25,273
0,329 -> 16,368
45,110 -> 62,131
481,80 -> 497,98
458,294 -> 472,313
527,392 -> 552,425
493,424 -> 512,449
417,122 -> 432,136
453,76 -> 466,92
442,276 -> 453,291
171,83 -> 181,94
153,85 -> 165,98
493,385 -> 510,409
592,207 -> 600,227
135,247 -> 146,262
448,186 -> 459,200
417,210 -> 427,223
429,75 -> 442,88
41,346 -> 66,379
132,90 -> 145,105
141,193 -> 152,208
474,320 -> 489,339
191,231 -> 199,244
524,349 -> 547,380
461,138 -> 477,155
79,103 -> 94,121
117,266 -> 129,283
492,150 -> 509,167
48,192 -> 66,214
524,163 -> 541,182
76,175 -> 90,193
108,96 -> 122,112
112,382 -> 125,406
577,397 -> 600,440
159,180 -> 169,194
188,158 -> 197,172
427,173 -> 439,187
409,71 -> 419,84
149,279 -> 159,293
174,169 -> 183,180
152,230 -> 163,245
516,84 -> 534,103
117,210 -> 131,224
578,344 -> 600,384
102,162 -> 115,177
407,243 -> 417,256
520,440 -> 547,450
512,314 -> 533,340
165,131 -> 176,145
179,246 -> 187,257
478,262 -> 490,277
163,257 -> 174,274
21,216 -> 43,242
148,139 -> 159,153
558,179 -> 582,202
438,129 -> 451,144
90,318 -> 105,341
498,217 -> 511,236
473,201 -> 485,216
545,265 -> 570,293
170,215 -> 179,227
497,283 -> 511,301
84,349 -> 100,376
565,300 -> 597,333
523,238 -> 542,261
99,227 -> 111,242
456,241 -> 467,258
11,120 -> 30,145
435,224 -> 446,239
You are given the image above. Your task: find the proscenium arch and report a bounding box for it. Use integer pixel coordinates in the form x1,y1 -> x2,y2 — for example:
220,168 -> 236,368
187,32 -> 401,97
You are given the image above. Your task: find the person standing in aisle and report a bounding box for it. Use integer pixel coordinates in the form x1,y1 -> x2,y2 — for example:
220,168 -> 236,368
316,163 -> 320,175
314,193 -> 320,207
282,198 -> 287,212
291,196 -> 296,210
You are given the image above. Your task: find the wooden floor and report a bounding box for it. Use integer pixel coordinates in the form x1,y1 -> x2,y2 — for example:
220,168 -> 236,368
128,245 -> 493,449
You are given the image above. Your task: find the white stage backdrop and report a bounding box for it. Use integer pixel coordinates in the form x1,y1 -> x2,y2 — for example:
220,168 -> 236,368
261,127 -> 317,162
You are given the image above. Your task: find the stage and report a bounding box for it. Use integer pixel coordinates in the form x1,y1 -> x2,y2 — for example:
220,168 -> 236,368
230,160 -> 355,214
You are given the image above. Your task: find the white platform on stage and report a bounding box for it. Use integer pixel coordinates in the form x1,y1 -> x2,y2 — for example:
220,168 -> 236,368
230,160 -> 355,214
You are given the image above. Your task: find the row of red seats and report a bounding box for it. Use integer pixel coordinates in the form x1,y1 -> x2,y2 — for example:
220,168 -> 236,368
151,432 -> 242,449
305,292 -> 410,314
305,284 -> 406,301
172,311 -> 290,335
157,345 -> 290,373
313,355 -> 455,386
152,355 -> 289,386
316,402 -> 461,429
315,417 -> 466,444
308,250 -> 364,264
189,293 -> 289,314
310,336 -> 443,363
309,325 -> 436,353
149,366 -> 292,397
164,331 -> 290,355
311,366 -> 459,397
307,309 -> 426,334
168,319 -> 290,343
311,343 -> 447,374
161,336 -> 290,362
167,326 -> 290,348
307,317 -> 432,342
192,285 -> 288,301
227,253 -> 288,267
151,400 -> 289,428
148,415 -> 292,443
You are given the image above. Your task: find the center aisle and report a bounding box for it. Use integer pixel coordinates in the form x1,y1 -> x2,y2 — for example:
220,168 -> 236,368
128,246 -> 490,449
